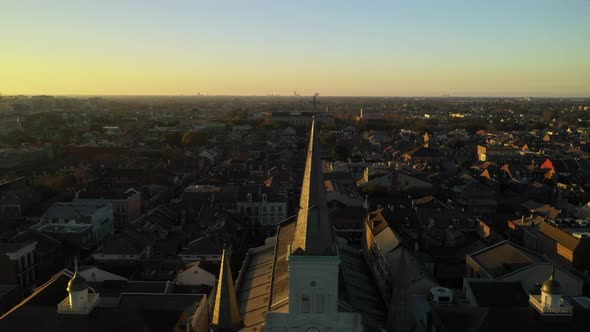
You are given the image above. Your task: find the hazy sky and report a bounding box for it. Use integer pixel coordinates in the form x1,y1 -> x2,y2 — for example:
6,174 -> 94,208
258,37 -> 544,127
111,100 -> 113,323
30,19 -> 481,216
1,0 -> 589,97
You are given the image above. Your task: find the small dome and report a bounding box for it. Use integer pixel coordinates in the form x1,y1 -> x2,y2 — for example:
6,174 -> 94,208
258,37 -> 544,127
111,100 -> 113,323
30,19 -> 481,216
67,272 -> 88,292
541,270 -> 561,295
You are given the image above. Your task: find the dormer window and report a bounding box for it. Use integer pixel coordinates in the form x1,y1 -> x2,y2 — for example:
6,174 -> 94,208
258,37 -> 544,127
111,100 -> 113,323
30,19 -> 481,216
262,193 -> 267,202
247,193 -> 252,202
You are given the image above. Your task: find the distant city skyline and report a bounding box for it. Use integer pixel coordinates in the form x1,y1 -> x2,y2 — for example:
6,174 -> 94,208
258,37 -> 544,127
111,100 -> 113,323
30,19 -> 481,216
1,0 -> 589,97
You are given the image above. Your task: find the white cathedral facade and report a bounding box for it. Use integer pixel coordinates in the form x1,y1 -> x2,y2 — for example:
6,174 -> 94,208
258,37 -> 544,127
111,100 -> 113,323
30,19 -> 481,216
263,253 -> 362,332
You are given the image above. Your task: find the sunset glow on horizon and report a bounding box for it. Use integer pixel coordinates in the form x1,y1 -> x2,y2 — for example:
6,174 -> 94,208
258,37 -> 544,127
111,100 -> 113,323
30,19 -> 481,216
1,0 -> 589,97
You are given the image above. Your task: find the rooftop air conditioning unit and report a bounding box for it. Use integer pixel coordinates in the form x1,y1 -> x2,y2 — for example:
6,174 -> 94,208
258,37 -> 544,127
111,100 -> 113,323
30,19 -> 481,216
573,232 -> 590,239
431,287 -> 453,304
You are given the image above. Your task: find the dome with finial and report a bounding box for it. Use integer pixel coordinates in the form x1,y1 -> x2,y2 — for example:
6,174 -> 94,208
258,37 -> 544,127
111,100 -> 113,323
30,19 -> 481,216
67,258 -> 88,292
67,272 -> 88,292
541,266 -> 561,295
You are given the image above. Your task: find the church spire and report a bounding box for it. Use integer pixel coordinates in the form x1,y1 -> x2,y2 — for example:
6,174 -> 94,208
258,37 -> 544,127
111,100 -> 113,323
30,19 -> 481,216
211,246 -> 242,331
292,117 -> 335,255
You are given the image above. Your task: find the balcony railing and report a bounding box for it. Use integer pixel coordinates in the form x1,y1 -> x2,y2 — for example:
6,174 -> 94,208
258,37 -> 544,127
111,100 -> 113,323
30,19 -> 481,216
57,294 -> 100,315
529,295 -> 573,315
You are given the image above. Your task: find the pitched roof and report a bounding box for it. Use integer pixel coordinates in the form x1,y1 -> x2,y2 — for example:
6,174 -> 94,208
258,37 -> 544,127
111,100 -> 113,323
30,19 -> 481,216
338,244 -> 387,330
404,146 -> 445,159
181,237 -> 223,256
0,241 -> 35,254
269,219 -> 298,311
235,243 -> 275,330
94,227 -> 150,255
539,222 -> 582,251
366,208 -> 389,236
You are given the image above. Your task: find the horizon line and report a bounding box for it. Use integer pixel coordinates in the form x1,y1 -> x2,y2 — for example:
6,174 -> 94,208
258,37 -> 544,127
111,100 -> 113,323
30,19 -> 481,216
2,94 -> 590,99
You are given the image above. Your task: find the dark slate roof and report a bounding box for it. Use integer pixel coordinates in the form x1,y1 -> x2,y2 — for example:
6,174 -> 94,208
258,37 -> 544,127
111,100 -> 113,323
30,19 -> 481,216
477,307 -> 590,332
431,305 -> 488,332
269,218 -> 297,310
76,189 -> 138,200
405,146 -> 445,159
181,237 -> 222,256
415,207 -> 472,229
0,241 -> 34,254
468,241 -> 537,278
237,184 -> 284,202
467,281 -> 529,307
0,270 -> 205,332
122,281 -> 168,294
11,230 -> 61,254
94,227 -> 151,255
329,207 -> 366,227
87,280 -> 210,298
338,244 -> 387,330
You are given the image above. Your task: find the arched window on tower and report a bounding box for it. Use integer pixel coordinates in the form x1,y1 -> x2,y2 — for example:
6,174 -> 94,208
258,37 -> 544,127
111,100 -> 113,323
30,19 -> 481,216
301,294 -> 311,313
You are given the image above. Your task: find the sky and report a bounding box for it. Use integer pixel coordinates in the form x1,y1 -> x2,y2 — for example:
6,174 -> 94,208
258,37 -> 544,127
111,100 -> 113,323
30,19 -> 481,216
1,0 -> 589,97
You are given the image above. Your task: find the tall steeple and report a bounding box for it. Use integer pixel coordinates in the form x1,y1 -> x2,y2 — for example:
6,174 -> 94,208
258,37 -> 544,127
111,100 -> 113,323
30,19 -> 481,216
211,246 -> 241,331
292,117 -> 335,256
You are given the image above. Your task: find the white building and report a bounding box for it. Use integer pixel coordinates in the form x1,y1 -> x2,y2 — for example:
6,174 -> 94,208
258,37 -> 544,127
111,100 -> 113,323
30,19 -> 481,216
237,186 -> 288,228
40,202 -> 114,242
73,188 -> 141,226
174,262 -> 216,287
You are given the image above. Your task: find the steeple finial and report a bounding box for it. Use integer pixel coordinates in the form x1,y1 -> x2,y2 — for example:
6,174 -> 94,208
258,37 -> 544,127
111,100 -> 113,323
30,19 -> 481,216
211,245 -> 242,331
